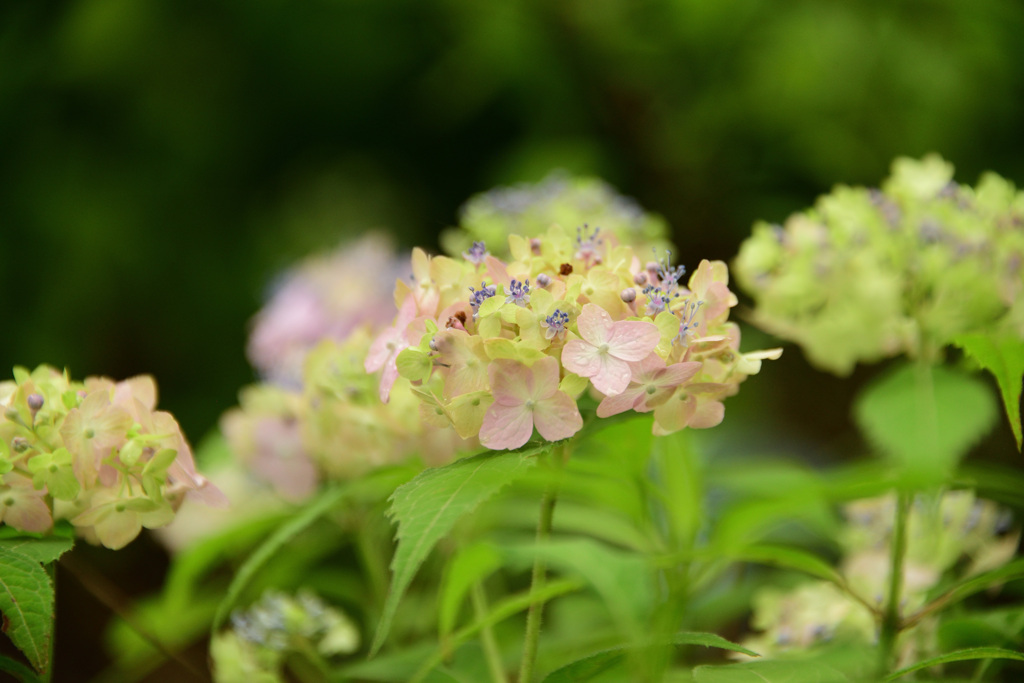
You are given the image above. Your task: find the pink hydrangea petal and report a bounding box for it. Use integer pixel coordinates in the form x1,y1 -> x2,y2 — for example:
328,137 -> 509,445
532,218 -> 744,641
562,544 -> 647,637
479,402 -> 534,450
485,255 -> 510,286
689,399 -> 725,429
533,392 -> 583,441
630,353 -> 668,379
365,327 -> 401,373
596,387 -> 644,418
3,495 -> 52,534
589,355 -> 632,396
575,304 -> 612,346
703,282 -> 733,320
561,339 -> 602,378
658,361 -> 702,387
378,360 -> 401,403
528,356 -> 561,400
489,360 -> 535,406
653,391 -> 697,435
606,321 -> 660,362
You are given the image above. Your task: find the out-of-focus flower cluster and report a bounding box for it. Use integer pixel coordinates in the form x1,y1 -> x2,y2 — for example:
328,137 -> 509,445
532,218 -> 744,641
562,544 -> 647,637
0,365 -> 224,549
211,589 -> 359,683
740,491 -> 1018,665
441,172 -> 672,261
377,224 -> 781,450
223,235 -> 473,502
248,235 -> 407,385
734,155 -> 1024,375
222,330 -> 470,501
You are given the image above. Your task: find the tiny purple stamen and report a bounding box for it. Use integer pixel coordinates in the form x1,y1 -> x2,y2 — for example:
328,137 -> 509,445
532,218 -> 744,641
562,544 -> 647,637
575,224 -> 603,264
469,281 -> 497,318
652,248 -> 686,292
642,284 -> 677,316
505,278 -> 531,306
674,299 -> 704,345
541,309 -> 570,340
463,241 -> 489,266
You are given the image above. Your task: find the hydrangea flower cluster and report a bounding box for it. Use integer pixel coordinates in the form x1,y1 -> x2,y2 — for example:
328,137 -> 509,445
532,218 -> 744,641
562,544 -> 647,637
223,328 -> 471,501
212,589 -> 359,682
0,365 -> 224,549
247,234 -> 408,384
739,491 -> 1018,665
734,155 -> 1024,375
377,224 -> 781,450
441,172 -> 672,261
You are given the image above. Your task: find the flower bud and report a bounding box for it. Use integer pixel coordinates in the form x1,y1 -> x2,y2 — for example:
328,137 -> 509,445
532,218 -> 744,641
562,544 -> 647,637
27,394 -> 44,412
620,288 -> 637,303
634,272 -> 647,286
536,273 -> 551,287
529,238 -> 542,255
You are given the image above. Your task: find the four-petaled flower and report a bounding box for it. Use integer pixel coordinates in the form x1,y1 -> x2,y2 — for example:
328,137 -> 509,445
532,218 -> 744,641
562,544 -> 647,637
479,356 -> 582,450
561,304 -> 660,396
596,355 -> 701,418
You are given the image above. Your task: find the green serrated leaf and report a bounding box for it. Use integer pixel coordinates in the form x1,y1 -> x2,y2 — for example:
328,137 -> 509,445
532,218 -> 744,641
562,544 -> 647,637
438,542 -> 503,642
212,483 -> 350,630
542,632 -> 759,683
884,647 -> 1024,681
0,537 -> 74,565
854,363 -> 997,482
0,547 -> 55,674
371,446 -> 544,655
694,658 -> 851,683
954,332 -> 1024,451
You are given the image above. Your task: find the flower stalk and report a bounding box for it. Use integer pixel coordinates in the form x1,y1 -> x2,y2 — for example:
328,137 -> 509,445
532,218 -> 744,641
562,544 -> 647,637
518,444 -> 567,683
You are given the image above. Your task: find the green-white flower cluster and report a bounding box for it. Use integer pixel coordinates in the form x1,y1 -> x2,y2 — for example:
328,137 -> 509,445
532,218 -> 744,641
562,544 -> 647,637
734,155 -> 1024,374
740,491 -> 1017,665
442,172 -> 672,260
222,329 -> 470,501
0,365 -> 224,549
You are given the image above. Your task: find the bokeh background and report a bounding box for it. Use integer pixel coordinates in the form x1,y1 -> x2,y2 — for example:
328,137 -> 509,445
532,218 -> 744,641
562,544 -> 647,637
3,0 -> 1024,680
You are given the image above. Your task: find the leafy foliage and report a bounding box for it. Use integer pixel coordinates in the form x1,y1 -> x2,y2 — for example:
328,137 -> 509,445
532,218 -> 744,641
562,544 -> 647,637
372,446 -> 545,654
855,363 -> 998,482
955,332 -> 1024,451
541,632 -> 759,683
0,537 -> 72,676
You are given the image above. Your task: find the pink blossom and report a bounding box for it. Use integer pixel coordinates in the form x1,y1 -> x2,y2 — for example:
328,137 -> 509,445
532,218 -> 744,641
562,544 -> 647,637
365,295 -> 418,402
561,303 -> 660,396
479,357 -> 582,450
652,382 -> 732,435
596,355 -> 701,418
0,473 -> 52,533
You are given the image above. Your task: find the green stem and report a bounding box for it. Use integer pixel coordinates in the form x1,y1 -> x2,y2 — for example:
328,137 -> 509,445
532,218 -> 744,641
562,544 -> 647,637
517,444 -> 566,683
879,491 -> 910,675
472,582 -> 508,683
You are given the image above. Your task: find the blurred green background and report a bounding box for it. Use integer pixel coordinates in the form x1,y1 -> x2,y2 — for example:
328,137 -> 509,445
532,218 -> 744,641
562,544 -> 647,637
3,0 -> 1024,678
